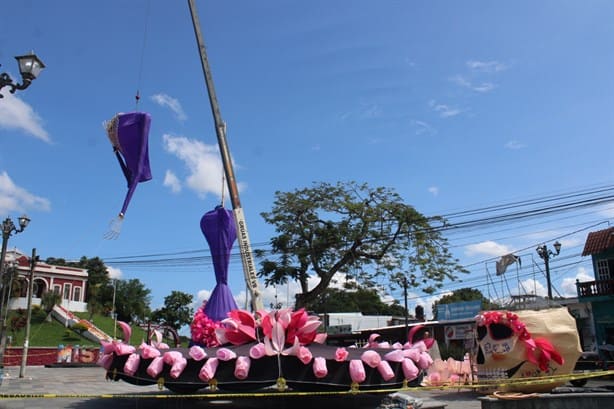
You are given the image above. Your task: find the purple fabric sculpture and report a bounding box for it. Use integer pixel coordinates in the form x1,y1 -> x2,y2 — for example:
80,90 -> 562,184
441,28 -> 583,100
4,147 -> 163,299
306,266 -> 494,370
104,112 -> 152,239
201,206 -> 239,322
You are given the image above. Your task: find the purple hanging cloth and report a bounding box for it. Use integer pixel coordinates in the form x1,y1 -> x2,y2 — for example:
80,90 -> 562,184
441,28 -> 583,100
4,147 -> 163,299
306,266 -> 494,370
104,112 -> 152,239
201,206 -> 238,321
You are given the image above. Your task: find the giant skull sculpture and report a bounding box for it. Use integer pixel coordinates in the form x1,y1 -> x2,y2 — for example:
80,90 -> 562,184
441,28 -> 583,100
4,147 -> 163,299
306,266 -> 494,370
475,307 -> 581,393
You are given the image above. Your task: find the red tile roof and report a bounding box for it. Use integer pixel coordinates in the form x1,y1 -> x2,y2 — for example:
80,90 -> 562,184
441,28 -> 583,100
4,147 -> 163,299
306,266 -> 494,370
582,226 -> 614,256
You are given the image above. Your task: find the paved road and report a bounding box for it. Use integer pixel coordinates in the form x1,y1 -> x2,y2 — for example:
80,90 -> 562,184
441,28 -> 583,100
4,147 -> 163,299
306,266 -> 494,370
4,366 -> 613,409
0,365 -> 486,409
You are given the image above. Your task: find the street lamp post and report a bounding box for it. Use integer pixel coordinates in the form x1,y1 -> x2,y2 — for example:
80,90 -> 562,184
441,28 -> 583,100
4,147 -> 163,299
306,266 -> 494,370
536,241 -> 562,300
0,52 -> 45,98
0,215 -> 31,367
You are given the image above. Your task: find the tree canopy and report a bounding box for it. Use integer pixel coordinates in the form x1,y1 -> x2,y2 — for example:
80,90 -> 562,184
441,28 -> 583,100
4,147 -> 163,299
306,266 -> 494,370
305,286 -> 407,316
257,181 -> 466,308
150,291 -> 194,331
113,278 -> 151,323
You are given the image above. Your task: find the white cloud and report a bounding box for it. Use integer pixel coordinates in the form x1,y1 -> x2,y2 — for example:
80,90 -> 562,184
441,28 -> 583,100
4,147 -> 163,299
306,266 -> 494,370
429,100 -> 462,118
360,104 -> 382,119
0,171 -> 51,214
195,289 -> 212,305
465,240 -> 512,257
515,278 -> 548,298
410,120 -> 436,136
450,75 -> 496,93
466,60 -> 507,73
428,186 -> 439,196
471,82 -> 495,93
504,140 -> 526,150
0,89 -> 50,142
196,273 -> 375,312
560,267 -> 594,297
163,169 -> 182,193
151,93 -> 187,121
106,265 -> 123,280
163,134 -> 241,199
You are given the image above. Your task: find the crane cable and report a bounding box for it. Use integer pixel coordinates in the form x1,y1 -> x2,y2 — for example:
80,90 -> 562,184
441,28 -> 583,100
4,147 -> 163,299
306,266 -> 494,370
135,0 -> 152,110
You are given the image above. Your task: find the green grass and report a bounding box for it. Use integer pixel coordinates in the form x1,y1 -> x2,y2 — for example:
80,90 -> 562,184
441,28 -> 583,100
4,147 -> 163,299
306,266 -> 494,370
5,307 -> 150,348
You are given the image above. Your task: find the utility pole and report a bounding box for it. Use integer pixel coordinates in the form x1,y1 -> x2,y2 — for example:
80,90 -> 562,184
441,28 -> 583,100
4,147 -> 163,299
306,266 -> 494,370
19,248 -> 37,378
536,241 -> 562,300
403,276 -> 409,343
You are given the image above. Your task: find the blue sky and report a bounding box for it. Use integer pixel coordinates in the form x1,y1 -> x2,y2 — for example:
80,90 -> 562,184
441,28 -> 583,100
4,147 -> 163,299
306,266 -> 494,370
1,1 -> 613,322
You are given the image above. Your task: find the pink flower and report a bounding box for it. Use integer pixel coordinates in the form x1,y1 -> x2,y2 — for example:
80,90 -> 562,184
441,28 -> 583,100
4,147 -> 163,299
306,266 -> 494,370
261,308 -> 300,356
114,343 -> 136,356
199,358 -> 219,382
383,350 -> 404,362
249,343 -> 266,359
377,360 -> 395,381
418,351 -> 433,369
287,308 -> 323,345
162,351 -> 187,378
216,309 -> 257,346
313,356 -> 328,378
139,342 -> 161,359
123,353 -> 140,376
189,345 -> 207,361
234,356 -> 251,379
147,356 -> 164,378
427,372 -> 442,385
403,347 -> 421,362
163,351 -> 184,365
402,358 -> 420,381
190,307 -> 221,347
98,353 -> 114,370
216,348 -> 237,361
335,347 -> 349,362
169,357 -> 187,379
297,346 -> 313,365
361,350 -> 382,368
349,359 -> 366,383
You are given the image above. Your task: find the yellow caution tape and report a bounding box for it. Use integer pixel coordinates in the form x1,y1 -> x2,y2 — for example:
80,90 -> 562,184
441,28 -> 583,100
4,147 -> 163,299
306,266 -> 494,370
0,369 -> 611,400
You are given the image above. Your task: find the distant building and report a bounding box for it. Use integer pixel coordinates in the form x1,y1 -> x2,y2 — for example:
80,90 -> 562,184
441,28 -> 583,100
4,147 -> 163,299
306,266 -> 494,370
323,312 -> 393,333
3,250 -> 88,312
577,226 -> 614,348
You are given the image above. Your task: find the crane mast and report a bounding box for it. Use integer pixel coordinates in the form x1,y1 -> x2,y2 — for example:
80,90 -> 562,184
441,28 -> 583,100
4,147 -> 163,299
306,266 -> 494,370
187,0 -> 264,312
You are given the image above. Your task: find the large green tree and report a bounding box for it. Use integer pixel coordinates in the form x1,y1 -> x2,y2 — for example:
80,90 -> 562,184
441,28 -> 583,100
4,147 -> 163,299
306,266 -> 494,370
306,286 -> 407,316
150,291 -> 194,331
257,181 -> 466,308
113,278 -> 151,323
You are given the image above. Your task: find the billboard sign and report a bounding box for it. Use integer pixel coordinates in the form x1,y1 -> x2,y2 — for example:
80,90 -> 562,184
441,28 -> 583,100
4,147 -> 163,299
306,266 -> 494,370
437,300 -> 482,321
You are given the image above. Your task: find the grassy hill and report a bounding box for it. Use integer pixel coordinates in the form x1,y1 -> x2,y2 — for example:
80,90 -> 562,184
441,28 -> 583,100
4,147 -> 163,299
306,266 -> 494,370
5,307 -> 162,348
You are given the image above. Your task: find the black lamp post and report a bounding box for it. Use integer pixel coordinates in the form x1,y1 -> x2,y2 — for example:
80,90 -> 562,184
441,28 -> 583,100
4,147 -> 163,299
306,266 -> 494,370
0,52 -> 45,98
536,241 -> 562,300
0,215 -> 31,367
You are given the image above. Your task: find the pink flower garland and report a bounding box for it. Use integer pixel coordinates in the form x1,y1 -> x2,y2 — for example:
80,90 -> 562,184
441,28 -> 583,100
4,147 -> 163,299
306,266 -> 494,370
190,307 -> 221,347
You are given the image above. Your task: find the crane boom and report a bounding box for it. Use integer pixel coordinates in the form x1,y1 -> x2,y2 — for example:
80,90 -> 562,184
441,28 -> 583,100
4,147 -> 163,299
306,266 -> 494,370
187,0 -> 264,312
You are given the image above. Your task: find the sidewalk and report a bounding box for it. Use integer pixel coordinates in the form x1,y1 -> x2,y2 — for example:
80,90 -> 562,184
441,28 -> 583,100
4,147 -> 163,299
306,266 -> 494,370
0,365 -> 486,409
